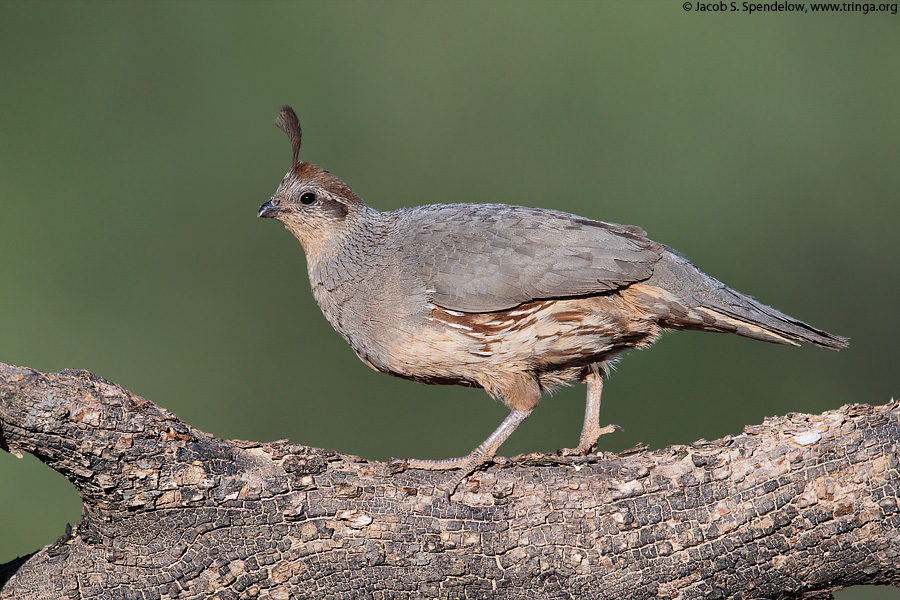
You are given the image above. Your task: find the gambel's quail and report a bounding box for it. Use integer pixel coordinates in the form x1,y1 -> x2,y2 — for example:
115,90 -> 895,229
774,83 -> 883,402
258,105 -> 848,499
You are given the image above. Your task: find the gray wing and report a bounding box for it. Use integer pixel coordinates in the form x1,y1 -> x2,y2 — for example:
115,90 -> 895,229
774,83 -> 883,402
396,203 -> 664,313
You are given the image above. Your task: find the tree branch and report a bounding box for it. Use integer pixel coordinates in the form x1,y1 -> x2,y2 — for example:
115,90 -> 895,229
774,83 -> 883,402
1,361 -> 898,599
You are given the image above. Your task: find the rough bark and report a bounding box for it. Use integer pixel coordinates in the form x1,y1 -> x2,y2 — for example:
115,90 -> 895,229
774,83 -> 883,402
0,361 -> 898,600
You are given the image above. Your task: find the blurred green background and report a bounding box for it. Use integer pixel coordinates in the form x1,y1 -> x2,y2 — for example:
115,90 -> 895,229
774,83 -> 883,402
1,2 -> 897,597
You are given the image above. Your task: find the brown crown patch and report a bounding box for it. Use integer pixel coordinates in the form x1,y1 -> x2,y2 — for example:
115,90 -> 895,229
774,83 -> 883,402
287,161 -> 364,207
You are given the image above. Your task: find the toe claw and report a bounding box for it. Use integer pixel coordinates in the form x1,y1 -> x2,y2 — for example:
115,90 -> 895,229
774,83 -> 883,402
443,471 -> 467,502
556,446 -> 589,457
388,458 -> 409,473
597,423 -> 623,437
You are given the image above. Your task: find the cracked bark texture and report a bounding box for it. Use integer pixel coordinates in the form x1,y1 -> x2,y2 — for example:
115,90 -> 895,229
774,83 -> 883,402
0,362 -> 898,600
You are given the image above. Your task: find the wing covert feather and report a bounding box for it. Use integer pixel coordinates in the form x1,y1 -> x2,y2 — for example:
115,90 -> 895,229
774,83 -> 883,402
395,204 -> 663,313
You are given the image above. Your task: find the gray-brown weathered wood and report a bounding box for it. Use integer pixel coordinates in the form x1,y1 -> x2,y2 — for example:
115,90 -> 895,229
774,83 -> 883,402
1,361 -> 898,599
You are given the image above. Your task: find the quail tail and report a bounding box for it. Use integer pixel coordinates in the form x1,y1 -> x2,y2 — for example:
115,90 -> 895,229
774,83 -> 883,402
647,248 -> 849,350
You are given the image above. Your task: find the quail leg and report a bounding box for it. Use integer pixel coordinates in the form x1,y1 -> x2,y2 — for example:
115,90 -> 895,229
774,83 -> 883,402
389,409 -> 533,501
558,369 -> 621,456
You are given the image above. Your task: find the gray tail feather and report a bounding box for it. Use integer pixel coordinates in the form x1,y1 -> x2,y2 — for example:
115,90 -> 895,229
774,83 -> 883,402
690,288 -> 849,350
648,248 -> 849,350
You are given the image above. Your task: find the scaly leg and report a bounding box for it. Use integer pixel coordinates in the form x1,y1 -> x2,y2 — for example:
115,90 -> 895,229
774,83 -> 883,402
559,368 -> 621,456
389,409 -> 533,501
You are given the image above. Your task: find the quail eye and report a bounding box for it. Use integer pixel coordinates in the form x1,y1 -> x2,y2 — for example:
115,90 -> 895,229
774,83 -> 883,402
300,192 -> 318,205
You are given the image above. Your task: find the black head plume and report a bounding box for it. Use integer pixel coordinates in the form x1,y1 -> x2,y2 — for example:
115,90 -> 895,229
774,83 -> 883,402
275,105 -> 302,168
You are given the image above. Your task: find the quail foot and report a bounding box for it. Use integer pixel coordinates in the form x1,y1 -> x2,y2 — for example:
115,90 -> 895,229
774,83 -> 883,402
258,105 -> 848,500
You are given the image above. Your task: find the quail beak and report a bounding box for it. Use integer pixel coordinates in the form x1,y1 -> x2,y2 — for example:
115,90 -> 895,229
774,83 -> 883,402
258,198 -> 285,219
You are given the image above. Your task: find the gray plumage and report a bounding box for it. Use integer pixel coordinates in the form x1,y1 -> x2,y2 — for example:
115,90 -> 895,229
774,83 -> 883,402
259,105 -> 847,499
401,204 -> 662,313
